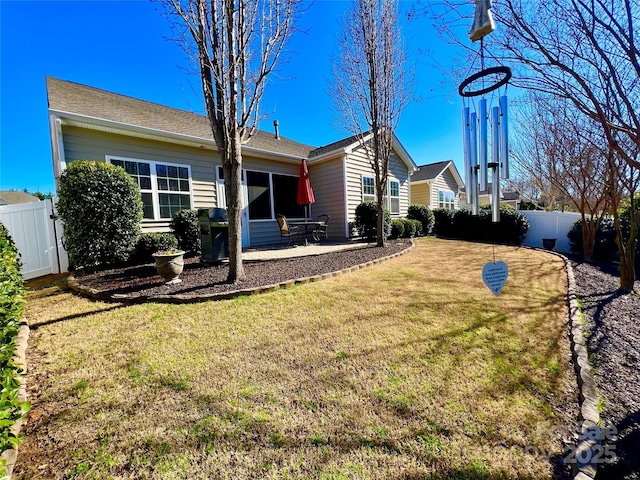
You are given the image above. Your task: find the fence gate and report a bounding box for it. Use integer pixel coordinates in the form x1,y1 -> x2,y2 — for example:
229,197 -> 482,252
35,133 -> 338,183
0,198 -> 68,280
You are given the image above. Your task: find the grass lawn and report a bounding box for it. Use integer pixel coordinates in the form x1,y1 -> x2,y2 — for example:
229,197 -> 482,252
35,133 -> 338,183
17,238 -> 575,479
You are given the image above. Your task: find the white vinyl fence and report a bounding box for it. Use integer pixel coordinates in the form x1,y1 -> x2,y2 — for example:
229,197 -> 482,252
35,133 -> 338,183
520,210 -> 582,253
0,198 -> 68,280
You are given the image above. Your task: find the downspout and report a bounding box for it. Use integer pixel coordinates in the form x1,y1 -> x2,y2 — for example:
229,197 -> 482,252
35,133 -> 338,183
342,155 -> 350,239
49,115 -> 66,191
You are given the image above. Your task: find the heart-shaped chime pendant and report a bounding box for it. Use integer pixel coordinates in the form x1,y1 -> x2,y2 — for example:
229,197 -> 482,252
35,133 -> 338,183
482,261 -> 508,296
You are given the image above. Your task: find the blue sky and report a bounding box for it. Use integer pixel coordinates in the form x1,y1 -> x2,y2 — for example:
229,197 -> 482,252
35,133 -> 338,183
1,0 -> 470,194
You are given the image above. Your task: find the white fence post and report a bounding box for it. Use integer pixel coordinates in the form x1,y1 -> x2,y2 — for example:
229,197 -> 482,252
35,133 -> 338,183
0,199 -> 69,280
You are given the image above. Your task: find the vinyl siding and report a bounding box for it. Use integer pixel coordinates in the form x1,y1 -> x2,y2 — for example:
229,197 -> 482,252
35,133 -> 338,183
62,126 -> 219,232
344,145 -> 411,223
410,182 -> 431,208
309,157 -> 347,240
431,168 -> 460,210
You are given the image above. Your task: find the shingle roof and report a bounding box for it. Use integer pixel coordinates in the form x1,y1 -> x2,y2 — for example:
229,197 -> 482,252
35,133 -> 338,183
309,132 -> 365,158
0,191 -> 41,205
46,77 -> 317,159
411,161 -> 451,182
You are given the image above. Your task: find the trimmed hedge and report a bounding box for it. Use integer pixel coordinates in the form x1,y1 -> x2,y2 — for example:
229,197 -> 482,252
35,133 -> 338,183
567,217 -> 640,263
435,207 -> 529,245
407,204 -> 434,235
129,233 -> 178,265
171,209 -> 201,257
354,201 -> 392,242
57,161 -> 143,269
390,219 -> 404,239
0,223 -> 29,465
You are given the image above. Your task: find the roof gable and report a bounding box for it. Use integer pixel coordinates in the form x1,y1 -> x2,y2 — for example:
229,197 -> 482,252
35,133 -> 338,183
411,161 -> 464,187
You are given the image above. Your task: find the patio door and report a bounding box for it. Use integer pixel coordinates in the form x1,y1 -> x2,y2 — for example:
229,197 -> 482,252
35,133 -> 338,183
216,166 -> 250,248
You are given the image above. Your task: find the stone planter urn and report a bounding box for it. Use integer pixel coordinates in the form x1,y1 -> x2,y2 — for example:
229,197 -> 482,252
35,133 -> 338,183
152,250 -> 185,284
542,238 -> 557,250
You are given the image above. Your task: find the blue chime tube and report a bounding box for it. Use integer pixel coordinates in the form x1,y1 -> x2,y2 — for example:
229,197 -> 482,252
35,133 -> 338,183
470,112 -> 479,215
462,107 -> 472,204
500,95 -> 509,180
479,98 -> 488,192
492,162 -> 500,223
491,106 -> 500,167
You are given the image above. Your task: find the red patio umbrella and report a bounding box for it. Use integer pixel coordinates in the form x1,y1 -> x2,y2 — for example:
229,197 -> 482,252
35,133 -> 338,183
296,159 -> 315,220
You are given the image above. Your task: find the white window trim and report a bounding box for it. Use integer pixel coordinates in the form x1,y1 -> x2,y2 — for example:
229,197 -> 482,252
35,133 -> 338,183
388,179 -> 400,215
245,168 -> 304,222
438,189 -> 455,210
107,155 -> 194,221
362,175 -> 376,203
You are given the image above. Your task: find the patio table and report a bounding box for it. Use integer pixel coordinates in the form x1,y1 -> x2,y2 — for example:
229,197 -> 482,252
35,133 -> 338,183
288,221 -> 327,243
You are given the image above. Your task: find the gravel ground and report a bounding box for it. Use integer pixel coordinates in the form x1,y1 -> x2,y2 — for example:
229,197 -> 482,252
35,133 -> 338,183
571,259 -> 640,479
75,239 -> 412,299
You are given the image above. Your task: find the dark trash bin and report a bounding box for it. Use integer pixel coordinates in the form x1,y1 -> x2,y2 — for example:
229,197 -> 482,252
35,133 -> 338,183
198,208 -> 229,262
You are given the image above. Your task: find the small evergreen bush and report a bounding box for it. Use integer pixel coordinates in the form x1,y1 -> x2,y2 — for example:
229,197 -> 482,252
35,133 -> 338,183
407,204 -> 434,235
390,219 -> 404,239
0,223 -> 30,462
433,208 -> 454,237
57,160 -> 142,269
354,201 -> 391,241
568,218 -> 619,261
400,218 -> 417,238
129,233 -> 178,264
171,209 -> 201,257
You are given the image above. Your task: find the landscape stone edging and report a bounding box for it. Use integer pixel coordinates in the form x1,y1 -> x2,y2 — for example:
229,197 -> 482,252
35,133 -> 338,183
535,248 -> 601,480
66,240 -> 416,305
0,322 -> 30,479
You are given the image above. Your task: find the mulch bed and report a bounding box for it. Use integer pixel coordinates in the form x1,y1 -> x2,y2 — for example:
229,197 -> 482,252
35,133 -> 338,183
571,258 -> 640,479
74,239 -> 412,299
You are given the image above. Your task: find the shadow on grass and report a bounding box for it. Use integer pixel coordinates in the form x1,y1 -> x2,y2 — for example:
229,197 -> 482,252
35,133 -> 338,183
29,303 -> 129,330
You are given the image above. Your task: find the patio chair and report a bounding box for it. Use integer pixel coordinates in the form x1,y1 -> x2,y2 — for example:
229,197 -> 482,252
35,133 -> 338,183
276,214 -> 302,245
315,214 -> 330,240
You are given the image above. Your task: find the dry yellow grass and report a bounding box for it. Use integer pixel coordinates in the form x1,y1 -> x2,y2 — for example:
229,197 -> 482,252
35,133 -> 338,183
16,239 -> 575,479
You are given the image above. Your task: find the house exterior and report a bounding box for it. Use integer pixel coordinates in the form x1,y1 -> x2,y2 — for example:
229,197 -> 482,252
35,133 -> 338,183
458,183 -> 521,210
409,160 -> 464,210
47,77 -> 417,247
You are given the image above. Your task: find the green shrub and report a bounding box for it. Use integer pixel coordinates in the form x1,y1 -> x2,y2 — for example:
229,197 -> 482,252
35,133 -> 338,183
407,204 -> 434,235
568,218 -> 619,261
400,218 -> 417,238
354,201 -> 391,242
171,209 -> 200,257
129,233 -> 178,265
390,219 -> 404,239
0,223 -> 30,462
433,208 -> 454,237
441,207 -> 529,245
57,161 -> 143,269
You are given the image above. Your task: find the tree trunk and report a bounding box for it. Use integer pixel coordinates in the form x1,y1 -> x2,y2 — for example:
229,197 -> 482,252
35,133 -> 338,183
581,218 -> 596,261
376,201 -> 385,247
226,130 -> 245,283
614,214 -> 637,292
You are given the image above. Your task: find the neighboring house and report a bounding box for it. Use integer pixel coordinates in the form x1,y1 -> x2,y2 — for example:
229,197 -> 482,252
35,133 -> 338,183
47,77 -> 417,247
458,183 -> 521,210
0,191 -> 40,205
409,160 -> 464,210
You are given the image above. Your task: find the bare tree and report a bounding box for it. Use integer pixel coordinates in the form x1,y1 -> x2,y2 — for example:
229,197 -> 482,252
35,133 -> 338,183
607,144 -> 640,291
162,0 -> 301,282
330,0 -> 412,246
512,94 -> 611,259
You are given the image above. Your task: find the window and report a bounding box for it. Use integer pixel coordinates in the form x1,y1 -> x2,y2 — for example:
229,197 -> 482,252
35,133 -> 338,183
438,190 -> 455,210
362,176 -> 375,202
247,171 -> 271,220
245,170 -> 305,221
387,180 -> 400,214
109,156 -> 192,220
273,174 -> 305,219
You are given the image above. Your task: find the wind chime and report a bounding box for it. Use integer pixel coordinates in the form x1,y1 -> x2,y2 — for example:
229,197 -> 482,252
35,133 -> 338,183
459,0 -> 511,222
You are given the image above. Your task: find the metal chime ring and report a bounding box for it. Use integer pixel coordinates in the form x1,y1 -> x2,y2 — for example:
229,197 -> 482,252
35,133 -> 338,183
458,66 -> 512,97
